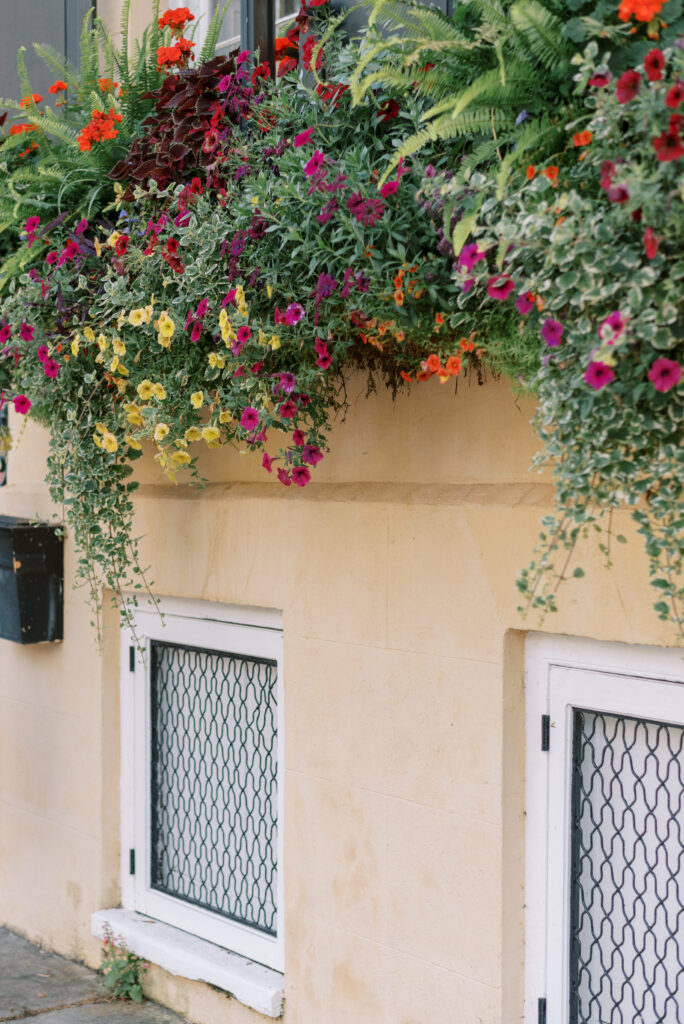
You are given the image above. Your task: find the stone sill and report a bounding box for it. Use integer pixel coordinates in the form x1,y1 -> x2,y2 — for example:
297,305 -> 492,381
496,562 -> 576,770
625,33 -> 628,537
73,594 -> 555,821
91,909 -> 284,1018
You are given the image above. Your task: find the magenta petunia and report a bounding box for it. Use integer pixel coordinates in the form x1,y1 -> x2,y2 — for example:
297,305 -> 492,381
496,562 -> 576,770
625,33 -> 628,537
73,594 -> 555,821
292,465 -> 311,487
541,319 -> 563,347
262,452 -> 273,473
598,310 -> 626,342
277,468 -> 292,486
37,345 -> 49,362
0,325 -> 11,344
644,48 -> 665,82
515,292 -> 534,315
314,336 -> 327,354
292,429 -> 306,446
316,352 -> 332,369
285,302 -> 305,325
43,358 -> 60,378
75,218 -> 88,235
380,181 -> 398,198
487,274 -> 515,301
294,126 -> 315,148
302,444 -> 323,466
239,408 -> 258,432
19,322 -> 34,342
279,372 -> 296,393
13,394 -> 31,414
458,243 -> 485,272
304,150 -> 325,177
648,358 -> 682,393
607,183 -> 630,204
279,400 -> 298,419
190,322 -> 202,342
589,71 -> 611,87
584,361 -> 615,390
236,325 -> 252,343
317,199 -> 338,225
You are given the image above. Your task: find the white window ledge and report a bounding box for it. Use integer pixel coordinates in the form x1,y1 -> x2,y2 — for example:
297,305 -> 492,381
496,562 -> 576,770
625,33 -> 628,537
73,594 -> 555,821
91,909 -> 283,1018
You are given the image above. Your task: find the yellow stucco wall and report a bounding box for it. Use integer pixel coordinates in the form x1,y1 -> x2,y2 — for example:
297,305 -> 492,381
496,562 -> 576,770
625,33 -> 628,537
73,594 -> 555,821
0,372 -> 677,1024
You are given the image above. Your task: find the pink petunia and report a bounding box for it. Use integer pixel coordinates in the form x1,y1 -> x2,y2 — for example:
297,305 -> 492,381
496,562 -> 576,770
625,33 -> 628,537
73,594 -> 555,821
277,468 -> 292,486
19,322 -> 34,342
616,69 -> 640,104
648,358 -> 682,393
236,325 -> 252,343
262,452 -> 273,473
294,126 -> 315,148
487,274 -> 515,301
43,358 -> 60,378
285,303 -> 305,325
515,292 -> 534,315
304,150 -> 325,177
75,218 -> 88,235
316,352 -> 332,369
292,429 -> 306,445
37,345 -> 49,362
584,361 -> 615,390
13,394 -> 31,414
541,319 -> 563,347
458,243 -> 485,272
302,444 -> 323,466
292,465 -> 311,487
598,310 -> 626,343
279,400 -> 297,419
380,181 -> 398,198
589,71 -> 611,87
643,227 -> 660,260
279,372 -> 296,393
240,407 -> 260,430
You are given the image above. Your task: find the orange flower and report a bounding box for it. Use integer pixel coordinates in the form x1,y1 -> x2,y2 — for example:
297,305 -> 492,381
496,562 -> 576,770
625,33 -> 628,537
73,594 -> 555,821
434,313 -> 445,326
393,330 -> 405,342
393,290 -> 404,306
416,369 -> 432,382
535,295 -> 545,312
9,123 -> 38,135
618,0 -> 664,21
77,108 -> 123,151
541,165 -> 559,185
459,337 -> 475,352
573,130 -> 592,147
49,80 -> 68,94
426,353 -> 441,374
159,6 -> 195,34
400,370 -> 412,383
393,273 -> 404,289
19,93 -> 42,108
445,354 -> 462,375
413,287 -> 424,299
526,165 -> 536,180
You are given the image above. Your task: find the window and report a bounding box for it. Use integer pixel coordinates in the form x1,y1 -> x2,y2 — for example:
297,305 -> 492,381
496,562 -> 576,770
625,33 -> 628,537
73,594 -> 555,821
121,598 -> 284,972
187,0 -> 298,61
525,636 -> 684,1024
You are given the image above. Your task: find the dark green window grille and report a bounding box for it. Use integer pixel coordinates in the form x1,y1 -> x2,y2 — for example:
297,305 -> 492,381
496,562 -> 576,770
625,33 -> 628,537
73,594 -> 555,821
150,640 -> 278,935
569,708 -> 684,1023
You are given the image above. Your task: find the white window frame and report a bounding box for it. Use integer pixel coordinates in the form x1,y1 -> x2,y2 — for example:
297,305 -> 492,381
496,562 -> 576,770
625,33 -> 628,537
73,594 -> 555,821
524,633 -> 684,1024
120,596 -> 284,973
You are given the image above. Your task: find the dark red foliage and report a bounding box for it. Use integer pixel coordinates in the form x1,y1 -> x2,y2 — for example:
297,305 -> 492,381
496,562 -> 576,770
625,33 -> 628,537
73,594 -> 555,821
109,55 -> 265,197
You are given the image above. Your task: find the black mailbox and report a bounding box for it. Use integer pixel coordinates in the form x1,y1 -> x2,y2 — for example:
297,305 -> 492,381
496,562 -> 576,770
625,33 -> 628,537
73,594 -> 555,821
0,516 -> 63,643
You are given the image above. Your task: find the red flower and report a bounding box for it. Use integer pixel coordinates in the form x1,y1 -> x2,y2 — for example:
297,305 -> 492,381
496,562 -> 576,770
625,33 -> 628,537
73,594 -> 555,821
48,80 -> 67,94
666,82 -> 684,109
541,165 -> 559,185
616,69 -> 641,104
573,130 -> 592,147
277,57 -> 298,77
251,61 -> 271,84
159,7 -> 195,34
302,37 -> 323,72
315,82 -> 348,107
643,226 -> 661,259
644,48 -> 665,82
19,93 -> 42,108
275,36 -> 298,57
652,129 -> 684,162
378,99 -> 399,121
115,234 -> 129,256
589,72 -> 611,87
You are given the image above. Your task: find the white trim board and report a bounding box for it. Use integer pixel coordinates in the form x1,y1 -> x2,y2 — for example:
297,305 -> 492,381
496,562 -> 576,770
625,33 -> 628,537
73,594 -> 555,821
524,633 -> 684,1024
91,909 -> 283,1018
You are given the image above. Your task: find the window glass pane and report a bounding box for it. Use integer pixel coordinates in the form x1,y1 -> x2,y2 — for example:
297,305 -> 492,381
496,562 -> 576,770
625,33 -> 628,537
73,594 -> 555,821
150,640 -> 278,935
276,0 -> 298,31
213,0 -> 242,54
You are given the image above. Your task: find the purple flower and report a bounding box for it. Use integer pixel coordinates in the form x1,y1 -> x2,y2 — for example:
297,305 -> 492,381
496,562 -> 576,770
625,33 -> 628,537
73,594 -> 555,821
541,319 -> 563,347
486,275 -> 515,301
515,292 -> 534,315
196,298 -> 209,318
584,361 -> 615,390
648,358 -> 682,393
218,74 -> 232,91
302,444 -> 323,466
304,151 -> 325,178
240,407 -> 260,430
285,303 -> 305,325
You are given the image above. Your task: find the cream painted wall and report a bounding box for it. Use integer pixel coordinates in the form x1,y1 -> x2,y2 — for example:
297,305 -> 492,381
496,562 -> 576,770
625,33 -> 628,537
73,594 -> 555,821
0,374 -> 678,1024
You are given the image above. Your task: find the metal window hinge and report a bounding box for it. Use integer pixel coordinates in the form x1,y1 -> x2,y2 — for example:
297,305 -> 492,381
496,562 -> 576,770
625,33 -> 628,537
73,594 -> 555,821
129,849 -> 135,876
538,997 -> 547,1024
541,714 -> 550,752
129,646 -> 135,672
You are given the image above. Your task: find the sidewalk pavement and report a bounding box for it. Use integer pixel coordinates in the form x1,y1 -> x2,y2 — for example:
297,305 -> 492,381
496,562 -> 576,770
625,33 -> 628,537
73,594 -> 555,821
0,928 -> 185,1024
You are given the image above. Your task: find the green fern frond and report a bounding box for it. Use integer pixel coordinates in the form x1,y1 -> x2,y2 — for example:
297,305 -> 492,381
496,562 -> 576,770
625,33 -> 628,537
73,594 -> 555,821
32,44 -> 82,95
510,0 -> 570,71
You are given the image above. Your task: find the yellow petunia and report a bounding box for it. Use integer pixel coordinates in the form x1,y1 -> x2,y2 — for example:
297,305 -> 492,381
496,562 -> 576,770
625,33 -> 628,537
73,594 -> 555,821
102,433 -> 118,454
156,311 -> 175,337
106,230 -> 121,249
83,326 -> 95,343
184,426 -> 202,442
201,426 -> 220,443
190,391 -> 204,409
266,284 -> 273,299
154,423 -> 170,443
125,436 -> 142,451
157,333 -> 172,349
128,309 -> 145,327
172,450 -> 192,466
218,409 -> 232,424
137,379 -> 155,401
270,335 -> 281,350
208,352 -> 225,369
109,355 -> 119,372
93,433 -> 102,449
95,422 -> 108,434
71,334 -> 80,357
153,383 -> 166,401
112,337 -> 126,356
98,333 -> 109,352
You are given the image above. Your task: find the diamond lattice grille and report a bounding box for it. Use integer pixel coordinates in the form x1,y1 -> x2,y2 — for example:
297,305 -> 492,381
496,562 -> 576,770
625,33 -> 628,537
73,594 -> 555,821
570,708 -> 684,1023
150,640 -> 278,935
